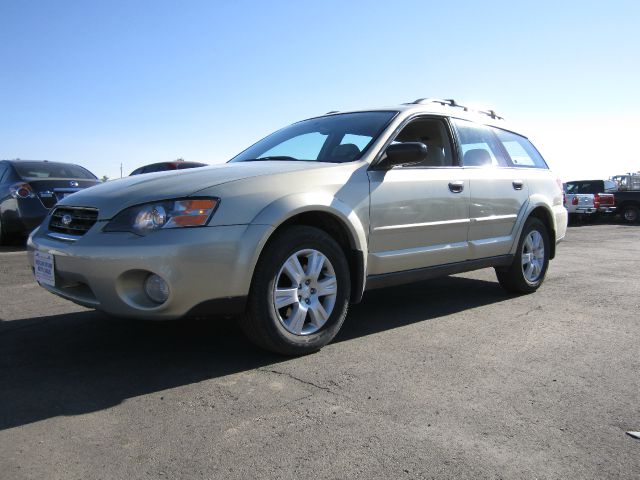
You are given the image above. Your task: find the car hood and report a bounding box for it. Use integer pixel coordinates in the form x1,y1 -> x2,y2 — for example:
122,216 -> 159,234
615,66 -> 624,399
56,161 -> 336,219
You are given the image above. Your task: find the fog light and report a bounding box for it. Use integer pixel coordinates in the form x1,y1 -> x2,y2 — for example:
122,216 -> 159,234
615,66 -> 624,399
144,274 -> 170,304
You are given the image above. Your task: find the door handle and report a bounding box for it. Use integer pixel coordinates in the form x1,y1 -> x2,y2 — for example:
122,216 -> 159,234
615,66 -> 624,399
512,180 -> 524,190
448,181 -> 465,193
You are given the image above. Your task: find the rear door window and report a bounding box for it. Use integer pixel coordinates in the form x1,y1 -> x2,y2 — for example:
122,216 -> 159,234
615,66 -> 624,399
492,128 -> 548,169
452,119 -> 509,167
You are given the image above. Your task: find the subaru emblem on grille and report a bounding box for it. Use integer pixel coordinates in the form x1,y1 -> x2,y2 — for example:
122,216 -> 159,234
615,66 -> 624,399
69,181 -> 79,187
61,214 -> 73,226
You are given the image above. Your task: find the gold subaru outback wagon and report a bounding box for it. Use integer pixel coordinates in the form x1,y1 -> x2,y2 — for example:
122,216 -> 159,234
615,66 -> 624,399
29,98 -> 568,355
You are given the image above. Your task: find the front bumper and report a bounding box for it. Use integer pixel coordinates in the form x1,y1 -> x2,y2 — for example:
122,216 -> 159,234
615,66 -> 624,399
28,223 -> 273,320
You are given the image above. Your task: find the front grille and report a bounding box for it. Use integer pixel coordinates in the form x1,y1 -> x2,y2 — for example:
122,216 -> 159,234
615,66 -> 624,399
49,207 -> 99,236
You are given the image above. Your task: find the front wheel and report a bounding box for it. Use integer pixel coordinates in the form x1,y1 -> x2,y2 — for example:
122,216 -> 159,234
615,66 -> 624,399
495,217 -> 550,294
239,226 -> 350,356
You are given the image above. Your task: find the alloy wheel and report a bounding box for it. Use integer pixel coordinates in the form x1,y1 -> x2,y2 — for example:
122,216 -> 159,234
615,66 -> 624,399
273,249 -> 338,335
521,230 -> 545,284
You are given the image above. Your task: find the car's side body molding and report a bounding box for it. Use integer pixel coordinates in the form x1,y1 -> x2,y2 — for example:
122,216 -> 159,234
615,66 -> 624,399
365,255 -> 514,290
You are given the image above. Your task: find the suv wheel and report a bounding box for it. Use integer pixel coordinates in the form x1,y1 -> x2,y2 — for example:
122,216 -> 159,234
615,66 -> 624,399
621,205 -> 639,224
240,226 -> 350,356
495,217 -> 550,294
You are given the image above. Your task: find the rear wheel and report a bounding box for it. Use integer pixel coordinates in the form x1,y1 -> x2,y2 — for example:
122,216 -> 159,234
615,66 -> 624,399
239,226 -> 350,356
495,217 -> 550,294
621,205 -> 639,224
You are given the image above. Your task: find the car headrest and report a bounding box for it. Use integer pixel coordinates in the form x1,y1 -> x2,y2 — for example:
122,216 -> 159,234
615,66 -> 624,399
424,142 -> 446,166
463,148 -> 492,167
331,143 -> 361,160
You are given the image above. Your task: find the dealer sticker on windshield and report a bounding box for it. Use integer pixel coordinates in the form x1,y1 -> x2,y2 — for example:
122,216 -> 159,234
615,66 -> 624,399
34,251 -> 55,287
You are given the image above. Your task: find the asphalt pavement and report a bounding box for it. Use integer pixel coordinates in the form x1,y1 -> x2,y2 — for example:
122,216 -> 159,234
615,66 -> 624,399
1,224 -> 639,479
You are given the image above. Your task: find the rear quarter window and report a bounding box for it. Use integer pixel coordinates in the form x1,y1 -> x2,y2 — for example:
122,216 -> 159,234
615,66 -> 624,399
492,128 -> 548,169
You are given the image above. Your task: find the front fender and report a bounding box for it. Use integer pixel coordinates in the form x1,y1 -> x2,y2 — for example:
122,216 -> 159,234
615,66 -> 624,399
249,191 -> 369,303
251,191 -> 368,252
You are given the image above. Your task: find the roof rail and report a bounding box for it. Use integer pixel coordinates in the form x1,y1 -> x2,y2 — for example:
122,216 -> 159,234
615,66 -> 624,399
407,97 -> 504,120
325,110 -> 340,115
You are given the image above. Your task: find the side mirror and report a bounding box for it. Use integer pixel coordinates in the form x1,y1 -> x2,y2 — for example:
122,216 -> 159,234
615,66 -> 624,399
374,142 -> 427,170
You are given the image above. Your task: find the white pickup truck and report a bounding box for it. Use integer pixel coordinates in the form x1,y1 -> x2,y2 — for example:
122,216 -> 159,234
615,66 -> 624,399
564,180 -> 616,223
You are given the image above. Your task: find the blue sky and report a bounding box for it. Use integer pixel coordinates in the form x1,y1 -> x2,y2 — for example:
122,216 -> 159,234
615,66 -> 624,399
1,0 -> 639,180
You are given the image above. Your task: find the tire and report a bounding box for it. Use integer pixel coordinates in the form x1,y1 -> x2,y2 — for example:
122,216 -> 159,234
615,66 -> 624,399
0,213 -> 11,246
621,205 -> 639,224
495,217 -> 550,294
239,225 -> 351,356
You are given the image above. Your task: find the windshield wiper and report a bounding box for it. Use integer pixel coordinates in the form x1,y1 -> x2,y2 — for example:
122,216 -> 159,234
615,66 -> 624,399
242,156 -> 299,162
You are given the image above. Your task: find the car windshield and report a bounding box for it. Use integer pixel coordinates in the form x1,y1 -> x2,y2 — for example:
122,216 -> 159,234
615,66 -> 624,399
230,111 -> 398,164
13,162 -> 97,179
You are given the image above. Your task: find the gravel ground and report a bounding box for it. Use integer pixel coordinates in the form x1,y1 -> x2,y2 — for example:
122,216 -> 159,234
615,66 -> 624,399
1,224 -> 639,479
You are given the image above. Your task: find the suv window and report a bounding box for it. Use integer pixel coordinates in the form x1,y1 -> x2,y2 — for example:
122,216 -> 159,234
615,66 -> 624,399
391,118 -> 455,167
452,119 -> 508,167
0,163 -> 7,182
492,128 -> 548,169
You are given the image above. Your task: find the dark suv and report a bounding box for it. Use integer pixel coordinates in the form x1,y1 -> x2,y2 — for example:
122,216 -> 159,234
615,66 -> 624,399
0,160 -> 99,244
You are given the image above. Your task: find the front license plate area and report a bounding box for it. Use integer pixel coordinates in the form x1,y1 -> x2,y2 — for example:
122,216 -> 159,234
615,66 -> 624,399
34,251 -> 55,287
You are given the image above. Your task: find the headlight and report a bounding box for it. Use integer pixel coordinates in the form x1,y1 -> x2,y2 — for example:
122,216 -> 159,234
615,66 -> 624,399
104,197 -> 219,235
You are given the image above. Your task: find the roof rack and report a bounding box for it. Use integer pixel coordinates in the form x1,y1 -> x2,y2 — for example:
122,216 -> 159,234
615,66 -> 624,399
325,110 -> 340,115
408,98 -> 504,120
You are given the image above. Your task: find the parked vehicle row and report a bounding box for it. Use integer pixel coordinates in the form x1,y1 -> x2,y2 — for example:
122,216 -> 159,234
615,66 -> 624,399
563,178 -> 640,224
0,159 -> 210,244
